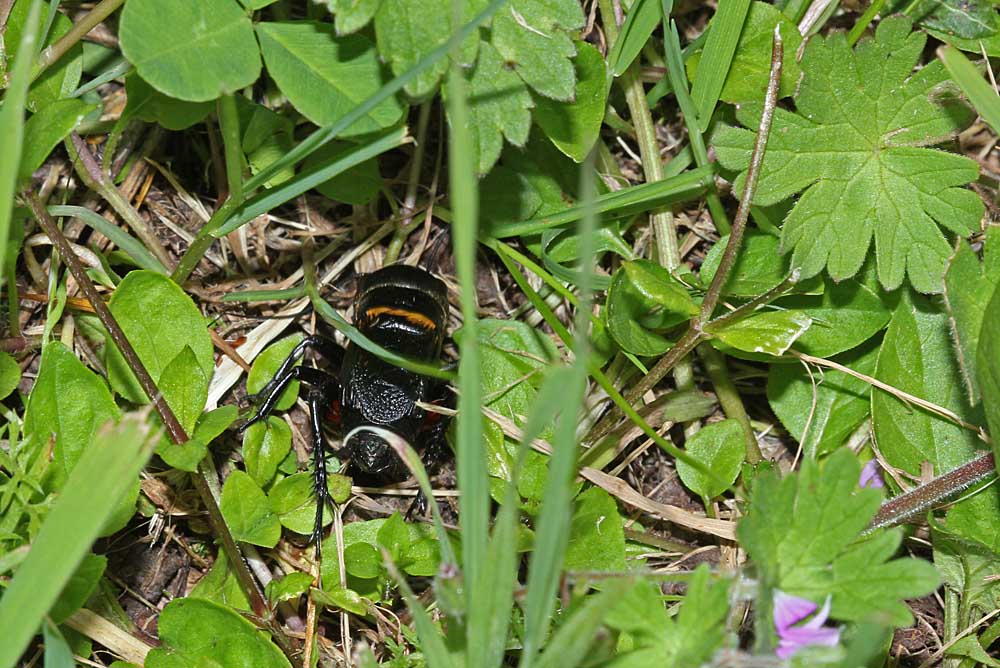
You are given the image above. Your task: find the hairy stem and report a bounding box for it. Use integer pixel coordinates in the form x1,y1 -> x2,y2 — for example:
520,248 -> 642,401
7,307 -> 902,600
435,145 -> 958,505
865,452 -> 996,533
587,28 -> 785,444
66,134 -> 173,270
25,195 -> 293,659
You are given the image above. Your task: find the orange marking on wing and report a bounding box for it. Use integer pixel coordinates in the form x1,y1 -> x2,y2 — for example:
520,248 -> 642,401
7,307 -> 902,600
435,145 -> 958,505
364,306 -> 437,331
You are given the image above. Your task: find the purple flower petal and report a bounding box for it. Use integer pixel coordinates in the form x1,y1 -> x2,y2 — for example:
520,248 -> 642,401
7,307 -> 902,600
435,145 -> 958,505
773,591 -> 841,659
800,597 -> 832,630
777,626 -> 840,659
773,590 -> 817,632
859,460 -> 885,489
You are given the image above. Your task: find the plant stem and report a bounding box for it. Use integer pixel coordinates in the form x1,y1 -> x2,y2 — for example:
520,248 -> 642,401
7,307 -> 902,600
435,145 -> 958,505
587,28 -> 785,445
386,101 -> 432,264
24,194 -> 294,661
65,134 -> 173,270
864,452 -> 996,533
217,95 -> 245,205
32,0 -> 125,80
698,343 -> 761,464
171,198 -> 238,283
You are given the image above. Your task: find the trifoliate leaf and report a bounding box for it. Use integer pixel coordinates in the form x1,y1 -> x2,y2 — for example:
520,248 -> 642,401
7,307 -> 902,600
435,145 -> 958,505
714,15 -> 982,294
447,42 -> 532,175
490,0 -> 585,101
738,449 -> 939,625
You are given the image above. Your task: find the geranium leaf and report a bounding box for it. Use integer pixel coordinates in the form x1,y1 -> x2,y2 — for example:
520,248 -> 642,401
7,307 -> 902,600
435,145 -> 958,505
490,0 -> 585,102
714,15 -> 982,294
446,42 -> 532,175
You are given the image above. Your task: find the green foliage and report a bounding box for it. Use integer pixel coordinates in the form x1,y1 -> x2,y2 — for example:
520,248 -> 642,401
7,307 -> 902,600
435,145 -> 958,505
776,274 -> 890,357
5,0 -> 84,111
564,488 -> 626,571
492,0 -> 585,102
19,99 -> 97,179
944,227 -> 1000,404
605,259 -> 698,356
912,0 -> 999,39
0,352 -> 20,401
123,74 -> 213,131
305,142 -> 383,204
220,470 -> 282,547
119,0 -> 261,102
979,281 -> 1000,460
146,599 -> 291,668
268,472 -> 322,534
708,310 -> 812,356
471,318 -> 562,504
768,341 -> 877,458
700,231 -> 790,297
0,414 -> 157,668
265,572 -> 314,604
449,42 -> 533,176
607,0 -> 660,76
605,567 -> 730,666
939,45 -> 1000,136
739,449 -> 939,625
373,0 -> 453,99
255,22 -> 404,135
190,549 -> 252,612
533,42 -> 609,162
675,418 -> 745,502
686,1 -> 802,105
24,342 -> 120,490
243,417 -> 292,488
688,0 -> 750,128
319,516 -> 442,603
714,16 -> 983,293
872,293 -> 983,476
105,271 -> 214,418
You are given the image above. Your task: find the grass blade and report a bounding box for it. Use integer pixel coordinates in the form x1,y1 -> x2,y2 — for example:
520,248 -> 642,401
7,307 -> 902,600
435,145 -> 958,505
484,165 -> 713,238
519,154 -> 598,668
445,6 -> 491,663
47,205 -> 168,274
217,127 -> 407,236
689,0 -> 751,132
533,579 -> 635,668
384,552 -> 458,668
0,0 -> 44,290
0,413 -> 157,667
939,45 -> 1000,136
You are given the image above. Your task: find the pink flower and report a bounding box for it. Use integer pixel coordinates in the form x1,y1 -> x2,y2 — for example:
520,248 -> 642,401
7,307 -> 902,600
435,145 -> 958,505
859,460 -> 885,489
773,591 -> 840,659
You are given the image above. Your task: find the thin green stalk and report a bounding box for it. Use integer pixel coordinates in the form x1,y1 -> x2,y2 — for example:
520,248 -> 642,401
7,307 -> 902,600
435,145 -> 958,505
0,0 -> 43,291
386,101 -> 432,264
662,16 -> 730,234
697,343 -> 761,463
64,134 -> 173,270
446,59 -> 488,614
217,95 -> 245,204
587,26 -> 785,446
847,0 -> 887,45
520,153 -> 598,668
32,0 -> 125,80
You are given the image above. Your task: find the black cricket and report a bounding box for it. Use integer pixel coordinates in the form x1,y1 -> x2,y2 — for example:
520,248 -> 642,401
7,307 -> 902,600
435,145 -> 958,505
239,265 -> 450,551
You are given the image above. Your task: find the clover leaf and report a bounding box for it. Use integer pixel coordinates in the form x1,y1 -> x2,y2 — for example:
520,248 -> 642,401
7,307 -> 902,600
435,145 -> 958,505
714,16 -> 983,294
